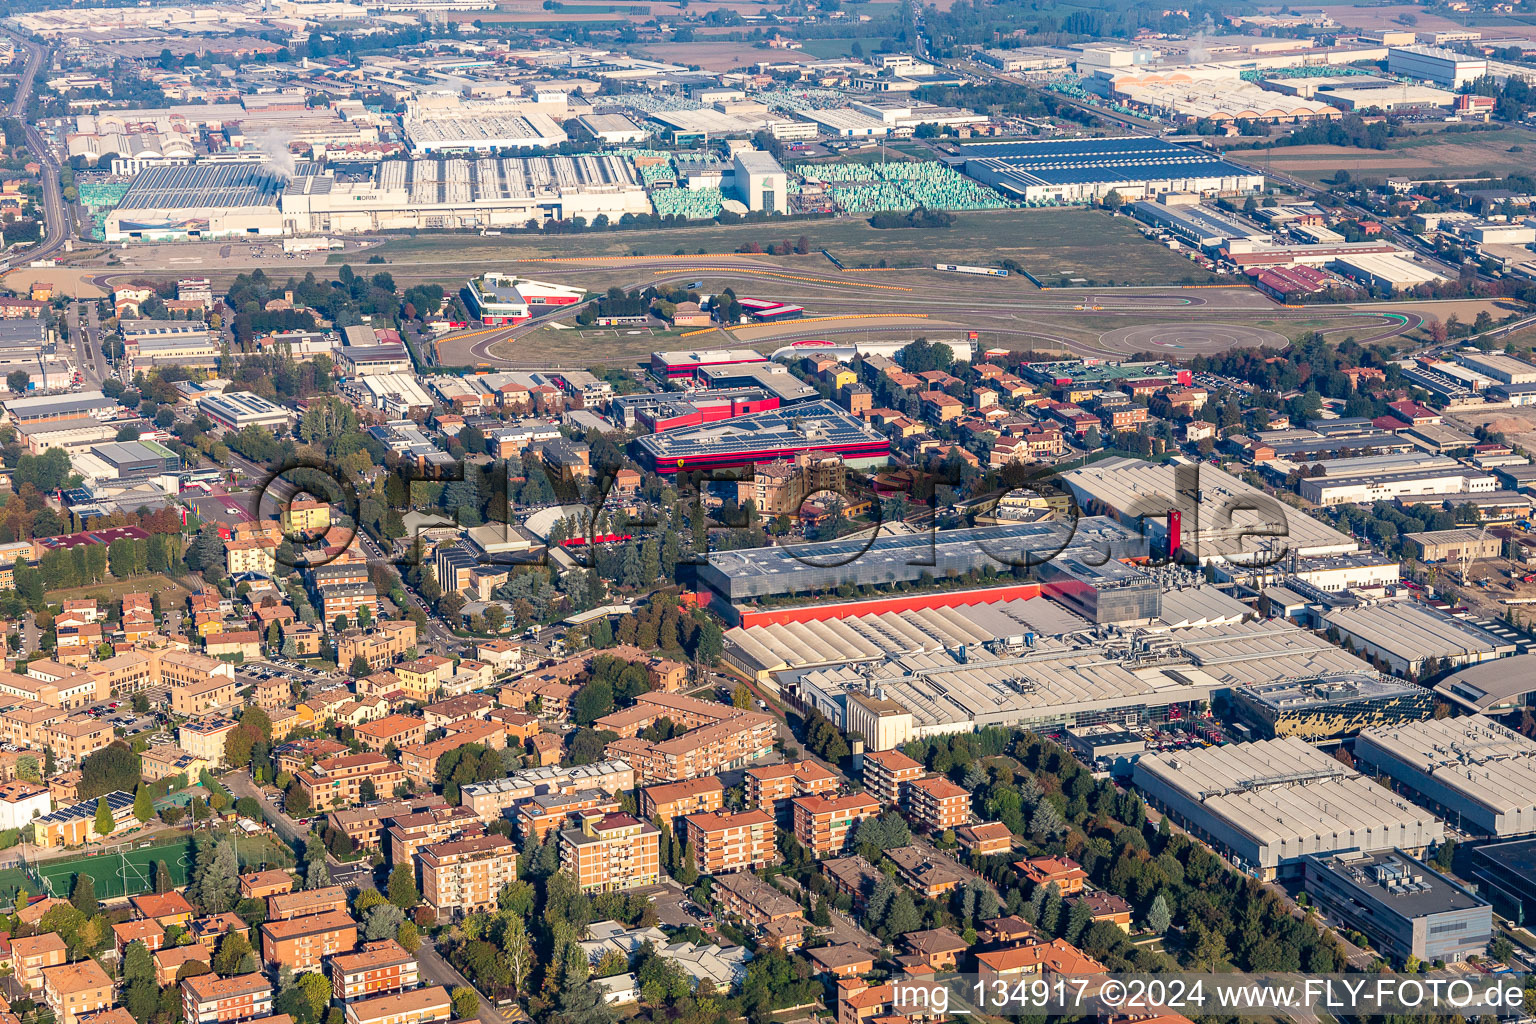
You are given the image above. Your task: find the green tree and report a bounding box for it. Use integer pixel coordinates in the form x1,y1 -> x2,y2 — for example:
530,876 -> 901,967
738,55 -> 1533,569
133,784 -> 154,823
93,796 -> 114,837
451,988 -> 480,1020
212,931 -> 253,975
71,871 -> 98,914
1145,892 -> 1171,934
386,864 -> 419,909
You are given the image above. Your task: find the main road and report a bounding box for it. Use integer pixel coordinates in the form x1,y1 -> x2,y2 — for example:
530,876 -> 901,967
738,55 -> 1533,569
3,32 -> 70,263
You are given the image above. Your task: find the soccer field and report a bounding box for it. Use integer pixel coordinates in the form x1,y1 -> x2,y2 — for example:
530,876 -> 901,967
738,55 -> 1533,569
31,839 -> 195,901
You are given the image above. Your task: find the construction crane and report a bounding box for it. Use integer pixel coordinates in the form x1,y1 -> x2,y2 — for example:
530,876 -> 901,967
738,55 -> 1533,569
1458,522 -> 1493,586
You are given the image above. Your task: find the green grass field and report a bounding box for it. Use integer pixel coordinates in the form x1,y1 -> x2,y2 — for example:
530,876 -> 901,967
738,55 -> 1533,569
32,839 -> 194,901
360,209 -> 1205,286
1230,126 -> 1536,185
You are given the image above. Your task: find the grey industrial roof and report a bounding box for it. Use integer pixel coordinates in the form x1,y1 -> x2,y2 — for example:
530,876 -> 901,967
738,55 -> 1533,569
1434,653 -> 1536,711
4,389 -> 113,416
1061,456 -> 1358,562
1356,715 -> 1536,820
1322,603 -> 1513,663
726,595 -> 1089,674
1307,849 -> 1486,918
963,137 -> 1256,187
1239,672 -> 1423,711
1133,736 -> 1443,852
114,163 -> 285,212
706,517 -> 1143,581
633,400 -> 883,460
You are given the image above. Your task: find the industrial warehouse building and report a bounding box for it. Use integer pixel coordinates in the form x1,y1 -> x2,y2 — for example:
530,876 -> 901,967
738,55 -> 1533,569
465,273 -> 585,325
962,137 -> 1263,205
1302,850 -> 1491,963
403,101 -> 568,153
1355,716 -> 1536,837
1061,456 -> 1359,564
280,156 -> 652,234
1319,602 -> 1515,676
1131,736 -> 1445,878
1231,672 -> 1435,740
1404,527 -> 1505,562
106,163 -> 287,241
197,391 -> 293,430
630,400 -> 887,476
1469,837 -> 1536,926
1387,44 -> 1489,87
700,517 -> 1145,601
1433,653 -> 1536,714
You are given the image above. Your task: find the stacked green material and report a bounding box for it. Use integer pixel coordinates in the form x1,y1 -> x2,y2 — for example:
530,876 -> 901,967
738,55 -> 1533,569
794,160 -> 1011,212
653,185 -> 724,219
78,182 -> 130,208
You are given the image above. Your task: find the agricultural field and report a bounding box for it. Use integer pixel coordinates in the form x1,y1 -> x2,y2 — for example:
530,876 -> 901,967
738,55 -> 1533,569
1250,126 -> 1536,184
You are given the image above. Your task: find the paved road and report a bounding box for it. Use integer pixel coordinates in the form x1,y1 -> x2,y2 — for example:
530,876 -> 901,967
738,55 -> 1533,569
3,33 -> 70,263
416,939 -> 512,1024
226,768 -> 310,847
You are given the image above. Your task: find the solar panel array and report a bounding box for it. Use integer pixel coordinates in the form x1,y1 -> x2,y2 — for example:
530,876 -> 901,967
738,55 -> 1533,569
962,137 -> 1254,188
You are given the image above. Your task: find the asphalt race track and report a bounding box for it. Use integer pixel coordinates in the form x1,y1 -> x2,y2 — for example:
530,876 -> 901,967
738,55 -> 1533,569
1098,323 -> 1291,356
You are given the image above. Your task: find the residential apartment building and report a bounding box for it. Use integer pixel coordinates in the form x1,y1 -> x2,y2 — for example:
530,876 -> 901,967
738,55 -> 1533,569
268,886 -> 349,921
386,805 -> 483,867
394,656 -> 454,702
711,870 -> 806,929
260,909 -> 358,970
179,717 -> 239,767
170,675 -> 238,718
43,960 -> 113,1024
684,809 -> 779,874
792,794 -> 880,858
238,870 -> 293,901
640,777 -> 723,825
419,834 -> 518,916
0,665 -> 104,709
861,749 -> 924,807
43,717 -> 113,762
180,972 -> 274,1024
328,940 -> 419,1003
337,622 -> 418,674
342,987 -> 450,1024
353,715 -> 428,753
606,711 -> 775,785
744,760 -> 839,822
296,753 -> 407,811
226,536 -> 278,577
11,933 -> 66,993
517,789 -> 620,845
907,776 -> 971,832
281,500 -> 331,535
559,811 -> 662,893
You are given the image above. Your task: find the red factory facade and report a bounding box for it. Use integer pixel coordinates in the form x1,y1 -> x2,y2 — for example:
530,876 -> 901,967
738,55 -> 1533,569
638,394 -> 780,433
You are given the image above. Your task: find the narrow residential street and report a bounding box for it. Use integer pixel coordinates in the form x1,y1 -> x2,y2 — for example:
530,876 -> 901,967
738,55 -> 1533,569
416,939 -> 513,1024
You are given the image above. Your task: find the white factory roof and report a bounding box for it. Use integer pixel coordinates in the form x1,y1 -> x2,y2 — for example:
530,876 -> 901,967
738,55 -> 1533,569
789,632 -> 1221,733
362,373 -> 435,409
1333,251 -> 1447,287
1356,716 -> 1536,827
1061,456 -> 1359,563
1133,736 -> 1444,856
727,596 -> 1089,675
1322,602 -> 1513,664
1435,653 -> 1536,712
1169,618 -> 1381,684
